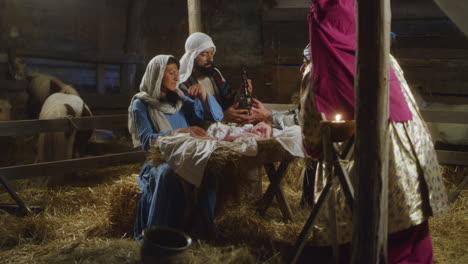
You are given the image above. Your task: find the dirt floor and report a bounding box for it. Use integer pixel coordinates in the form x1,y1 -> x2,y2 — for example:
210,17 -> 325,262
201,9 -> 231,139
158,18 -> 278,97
0,161 -> 466,264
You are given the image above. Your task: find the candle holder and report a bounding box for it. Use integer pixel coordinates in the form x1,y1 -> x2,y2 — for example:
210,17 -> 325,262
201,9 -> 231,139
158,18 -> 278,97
320,120 -> 355,142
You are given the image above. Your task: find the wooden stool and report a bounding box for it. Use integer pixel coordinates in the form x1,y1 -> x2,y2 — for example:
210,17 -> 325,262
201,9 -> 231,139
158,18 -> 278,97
290,121 -> 355,264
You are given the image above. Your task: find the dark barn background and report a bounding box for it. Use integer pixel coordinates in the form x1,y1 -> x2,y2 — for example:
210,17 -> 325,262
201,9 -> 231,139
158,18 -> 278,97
1,0 -> 466,112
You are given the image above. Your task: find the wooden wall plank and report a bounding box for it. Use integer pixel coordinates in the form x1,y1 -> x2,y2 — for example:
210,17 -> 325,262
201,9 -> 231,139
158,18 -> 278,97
1,0 -> 129,54
262,8 -> 308,22
263,21 -> 309,65
262,65 -> 303,103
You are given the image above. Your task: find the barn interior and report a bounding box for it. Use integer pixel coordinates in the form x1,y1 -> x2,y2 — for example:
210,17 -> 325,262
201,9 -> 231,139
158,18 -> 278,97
0,0 -> 467,263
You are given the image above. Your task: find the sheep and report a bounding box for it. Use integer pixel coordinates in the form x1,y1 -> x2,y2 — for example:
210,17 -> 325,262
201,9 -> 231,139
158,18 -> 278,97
26,73 -> 80,118
37,93 -> 92,186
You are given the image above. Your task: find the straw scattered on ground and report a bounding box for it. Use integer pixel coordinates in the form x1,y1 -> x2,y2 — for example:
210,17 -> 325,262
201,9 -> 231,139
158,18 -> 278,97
0,161 -> 466,264
431,166 -> 468,264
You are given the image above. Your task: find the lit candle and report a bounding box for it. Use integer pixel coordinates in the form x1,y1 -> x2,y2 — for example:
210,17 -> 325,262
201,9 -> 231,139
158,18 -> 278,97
333,114 -> 345,123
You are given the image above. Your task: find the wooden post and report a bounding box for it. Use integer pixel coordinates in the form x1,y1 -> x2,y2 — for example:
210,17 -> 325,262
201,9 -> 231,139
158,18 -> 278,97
187,0 -> 202,34
352,0 -> 391,263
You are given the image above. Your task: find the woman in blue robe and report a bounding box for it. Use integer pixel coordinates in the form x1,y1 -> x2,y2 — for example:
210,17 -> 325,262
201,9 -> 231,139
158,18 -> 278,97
128,55 -> 223,240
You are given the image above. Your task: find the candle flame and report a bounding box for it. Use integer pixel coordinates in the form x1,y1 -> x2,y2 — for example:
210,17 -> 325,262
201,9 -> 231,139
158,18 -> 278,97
335,114 -> 342,121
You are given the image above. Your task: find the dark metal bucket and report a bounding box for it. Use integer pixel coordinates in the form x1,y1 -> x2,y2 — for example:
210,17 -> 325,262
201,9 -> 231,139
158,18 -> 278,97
140,226 -> 192,264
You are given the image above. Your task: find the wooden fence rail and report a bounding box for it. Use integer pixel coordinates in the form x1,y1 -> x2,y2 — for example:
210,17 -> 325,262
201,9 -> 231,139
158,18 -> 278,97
0,115 -> 138,183
0,151 -> 145,181
0,115 -> 128,136
0,108 -> 466,176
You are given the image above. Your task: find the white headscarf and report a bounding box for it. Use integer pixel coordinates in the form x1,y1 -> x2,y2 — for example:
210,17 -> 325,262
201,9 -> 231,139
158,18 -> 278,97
179,32 -> 216,83
128,55 -> 185,148
303,43 -> 311,62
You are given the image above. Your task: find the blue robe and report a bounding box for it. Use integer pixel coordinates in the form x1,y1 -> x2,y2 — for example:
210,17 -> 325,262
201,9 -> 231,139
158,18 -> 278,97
132,94 -> 223,240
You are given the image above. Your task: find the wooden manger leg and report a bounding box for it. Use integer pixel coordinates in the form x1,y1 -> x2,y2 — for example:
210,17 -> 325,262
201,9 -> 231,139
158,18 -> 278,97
258,160 -> 294,222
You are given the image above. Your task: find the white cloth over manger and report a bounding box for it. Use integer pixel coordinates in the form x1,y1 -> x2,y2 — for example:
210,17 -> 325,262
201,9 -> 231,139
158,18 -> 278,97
156,124 -> 305,187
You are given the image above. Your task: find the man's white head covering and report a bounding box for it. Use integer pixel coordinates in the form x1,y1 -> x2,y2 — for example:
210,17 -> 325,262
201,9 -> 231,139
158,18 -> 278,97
128,55 -> 185,147
303,43 -> 311,62
179,32 -> 216,83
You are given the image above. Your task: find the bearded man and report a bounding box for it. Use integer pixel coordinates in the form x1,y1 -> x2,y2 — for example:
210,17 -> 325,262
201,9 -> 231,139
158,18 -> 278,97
179,32 -> 271,124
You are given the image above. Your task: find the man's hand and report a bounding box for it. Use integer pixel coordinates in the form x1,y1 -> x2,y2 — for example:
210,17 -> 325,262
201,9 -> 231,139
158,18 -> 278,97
187,83 -> 207,102
244,98 -> 272,124
222,103 -> 250,123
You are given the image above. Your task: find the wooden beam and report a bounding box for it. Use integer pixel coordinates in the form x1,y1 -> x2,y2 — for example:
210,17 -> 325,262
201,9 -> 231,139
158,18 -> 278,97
436,150 -> 468,166
352,0 -> 391,263
420,110 -> 468,124
1,151 -> 145,181
82,94 -> 132,109
15,49 -> 143,64
434,0 -> 468,36
0,115 -> 128,136
264,103 -> 297,111
187,0 -> 202,34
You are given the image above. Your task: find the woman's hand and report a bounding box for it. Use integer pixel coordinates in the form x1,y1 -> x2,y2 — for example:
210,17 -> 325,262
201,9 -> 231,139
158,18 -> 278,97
188,126 -> 207,137
187,83 -> 207,102
171,126 -> 207,137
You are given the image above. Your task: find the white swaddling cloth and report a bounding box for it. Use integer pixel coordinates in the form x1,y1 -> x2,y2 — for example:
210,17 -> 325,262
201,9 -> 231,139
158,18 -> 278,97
156,124 -> 305,187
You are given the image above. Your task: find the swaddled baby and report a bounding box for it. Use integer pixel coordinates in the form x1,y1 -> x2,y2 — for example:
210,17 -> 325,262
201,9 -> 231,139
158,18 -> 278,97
200,121 -> 273,141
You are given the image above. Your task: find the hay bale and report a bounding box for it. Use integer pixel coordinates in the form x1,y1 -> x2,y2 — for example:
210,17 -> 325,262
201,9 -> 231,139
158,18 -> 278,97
106,175 -> 140,237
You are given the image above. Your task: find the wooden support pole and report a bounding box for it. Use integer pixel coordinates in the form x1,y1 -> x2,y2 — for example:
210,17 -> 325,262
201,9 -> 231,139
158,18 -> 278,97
124,0 -> 145,55
187,0 -> 203,34
352,0 -> 391,263
96,0 -> 106,94
121,0 -> 145,92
